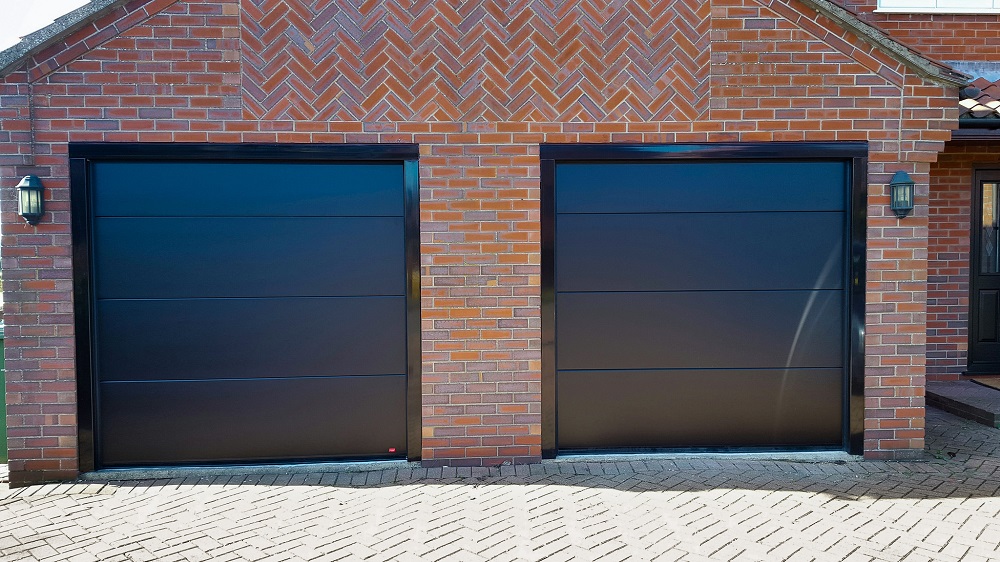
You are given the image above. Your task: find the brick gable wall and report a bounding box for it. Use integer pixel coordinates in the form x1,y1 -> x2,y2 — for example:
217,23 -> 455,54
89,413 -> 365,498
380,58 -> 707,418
240,0 -> 713,122
1,0 -> 956,484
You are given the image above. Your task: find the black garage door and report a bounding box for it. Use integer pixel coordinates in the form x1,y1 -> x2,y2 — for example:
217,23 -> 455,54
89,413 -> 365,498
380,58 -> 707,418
541,144 -> 865,455
71,144 -> 420,469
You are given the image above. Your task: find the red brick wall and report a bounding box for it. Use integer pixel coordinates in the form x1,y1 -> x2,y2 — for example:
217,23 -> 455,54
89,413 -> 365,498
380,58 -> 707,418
418,133 -> 541,466
837,0 -> 1000,61
1,0 -> 957,483
926,141 -> 1000,380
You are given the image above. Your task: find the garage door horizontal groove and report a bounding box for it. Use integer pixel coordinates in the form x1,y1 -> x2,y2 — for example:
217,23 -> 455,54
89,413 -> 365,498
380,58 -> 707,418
93,214 -> 404,218
96,295 -> 405,301
101,374 -> 408,384
556,289 -> 844,294
556,366 -> 843,372
555,209 -> 844,215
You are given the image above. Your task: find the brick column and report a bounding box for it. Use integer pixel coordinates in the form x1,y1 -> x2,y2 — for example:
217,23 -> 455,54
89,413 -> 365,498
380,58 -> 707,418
420,128 -> 541,467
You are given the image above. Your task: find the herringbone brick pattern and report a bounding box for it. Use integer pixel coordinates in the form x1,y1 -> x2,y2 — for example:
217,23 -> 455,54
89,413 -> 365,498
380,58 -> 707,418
2,408 -> 1000,561
240,0 -> 711,122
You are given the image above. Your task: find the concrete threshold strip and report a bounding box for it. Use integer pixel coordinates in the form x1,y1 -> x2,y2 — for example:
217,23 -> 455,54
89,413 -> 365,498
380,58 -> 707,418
77,451 -> 857,482
555,450 -> 856,464
77,460 -> 414,482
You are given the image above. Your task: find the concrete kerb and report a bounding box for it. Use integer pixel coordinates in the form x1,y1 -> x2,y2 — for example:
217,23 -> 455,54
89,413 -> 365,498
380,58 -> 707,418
71,450 -> 858,483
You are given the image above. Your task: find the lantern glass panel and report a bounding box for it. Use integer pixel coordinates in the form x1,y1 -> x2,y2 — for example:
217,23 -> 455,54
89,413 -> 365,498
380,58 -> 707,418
17,176 -> 44,223
889,173 -> 914,218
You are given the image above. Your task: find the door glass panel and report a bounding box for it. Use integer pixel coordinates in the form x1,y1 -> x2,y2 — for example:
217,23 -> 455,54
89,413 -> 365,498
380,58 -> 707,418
983,182 -> 1000,274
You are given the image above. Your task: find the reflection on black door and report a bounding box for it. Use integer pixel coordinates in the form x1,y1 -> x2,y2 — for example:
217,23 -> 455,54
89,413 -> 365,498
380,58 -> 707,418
970,170 -> 1000,373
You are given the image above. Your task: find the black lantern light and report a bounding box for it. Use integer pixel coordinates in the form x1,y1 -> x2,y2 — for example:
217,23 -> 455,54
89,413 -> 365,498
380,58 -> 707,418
889,170 -> 914,218
17,175 -> 44,225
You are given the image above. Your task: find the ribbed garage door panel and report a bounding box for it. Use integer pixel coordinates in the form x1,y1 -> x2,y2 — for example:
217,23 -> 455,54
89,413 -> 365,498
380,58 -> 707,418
557,369 -> 843,449
96,297 -> 406,381
93,217 -> 404,298
91,160 -> 409,467
92,162 -> 403,217
553,159 -> 847,450
100,376 -> 406,465
557,291 -> 843,371
556,213 -> 843,292
555,161 -> 846,213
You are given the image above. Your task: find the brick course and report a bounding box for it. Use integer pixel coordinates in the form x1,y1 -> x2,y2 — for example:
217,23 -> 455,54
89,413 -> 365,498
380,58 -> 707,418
1,0 -> 959,483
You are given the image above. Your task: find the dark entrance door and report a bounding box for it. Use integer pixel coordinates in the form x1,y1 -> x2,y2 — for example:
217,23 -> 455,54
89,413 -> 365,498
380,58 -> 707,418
969,170 -> 1000,373
541,143 -> 866,456
72,144 -> 420,469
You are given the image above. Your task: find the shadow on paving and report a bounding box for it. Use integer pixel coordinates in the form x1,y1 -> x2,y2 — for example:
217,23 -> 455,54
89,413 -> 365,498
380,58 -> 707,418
9,407 -> 993,504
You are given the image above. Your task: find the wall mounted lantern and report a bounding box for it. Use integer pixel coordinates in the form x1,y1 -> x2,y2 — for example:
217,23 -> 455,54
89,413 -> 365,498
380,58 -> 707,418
889,170 -> 914,218
17,175 -> 44,225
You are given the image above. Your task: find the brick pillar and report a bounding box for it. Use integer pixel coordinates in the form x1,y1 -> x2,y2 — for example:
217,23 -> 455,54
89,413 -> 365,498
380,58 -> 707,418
1,164 -> 79,485
864,161 -> 929,459
420,129 -> 541,467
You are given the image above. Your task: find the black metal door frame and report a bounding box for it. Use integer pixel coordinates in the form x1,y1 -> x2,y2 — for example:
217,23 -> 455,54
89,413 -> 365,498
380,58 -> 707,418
70,143 -> 422,471
540,142 -> 868,457
968,168 -> 1000,374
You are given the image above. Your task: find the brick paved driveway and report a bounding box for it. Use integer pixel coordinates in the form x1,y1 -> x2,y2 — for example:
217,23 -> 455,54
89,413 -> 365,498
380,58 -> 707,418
2,408 -> 1000,562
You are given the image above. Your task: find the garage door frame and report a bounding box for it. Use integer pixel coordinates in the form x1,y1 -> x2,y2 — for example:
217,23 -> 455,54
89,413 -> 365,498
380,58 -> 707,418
70,143 -> 422,471
540,142 -> 867,457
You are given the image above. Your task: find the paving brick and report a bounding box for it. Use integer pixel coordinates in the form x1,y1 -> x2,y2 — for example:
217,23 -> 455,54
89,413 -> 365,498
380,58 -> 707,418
0,407 -> 992,561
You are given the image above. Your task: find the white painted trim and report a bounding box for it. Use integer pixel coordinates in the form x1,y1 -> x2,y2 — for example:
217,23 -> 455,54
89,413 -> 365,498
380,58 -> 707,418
875,7 -> 1000,12
877,0 -> 1000,12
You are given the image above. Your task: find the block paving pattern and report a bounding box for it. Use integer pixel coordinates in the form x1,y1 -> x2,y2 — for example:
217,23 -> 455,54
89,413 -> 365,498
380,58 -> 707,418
2,407 -> 1000,562
240,0 -> 711,122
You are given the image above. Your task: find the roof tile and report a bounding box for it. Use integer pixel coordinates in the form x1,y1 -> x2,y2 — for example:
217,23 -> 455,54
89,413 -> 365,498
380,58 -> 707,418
960,77 -> 1000,122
